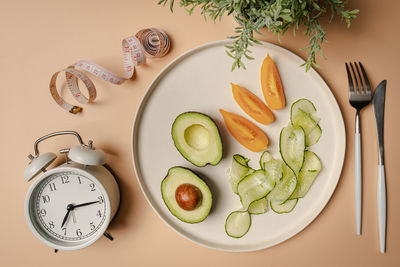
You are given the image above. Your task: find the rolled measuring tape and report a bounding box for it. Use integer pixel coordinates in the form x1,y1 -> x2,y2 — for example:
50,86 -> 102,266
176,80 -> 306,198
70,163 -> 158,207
49,28 -> 170,114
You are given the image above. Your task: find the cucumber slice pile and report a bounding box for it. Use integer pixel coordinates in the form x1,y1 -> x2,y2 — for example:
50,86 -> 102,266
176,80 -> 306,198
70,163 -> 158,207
225,98 -> 323,238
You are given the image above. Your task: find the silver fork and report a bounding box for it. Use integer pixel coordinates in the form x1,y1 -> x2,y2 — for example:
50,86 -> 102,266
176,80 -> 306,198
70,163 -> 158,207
345,62 -> 372,235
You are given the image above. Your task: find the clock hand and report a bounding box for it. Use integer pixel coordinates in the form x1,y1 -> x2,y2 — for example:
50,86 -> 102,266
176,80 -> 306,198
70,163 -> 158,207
61,204 -> 74,228
71,210 -> 77,224
60,201 -> 99,228
72,200 -> 99,209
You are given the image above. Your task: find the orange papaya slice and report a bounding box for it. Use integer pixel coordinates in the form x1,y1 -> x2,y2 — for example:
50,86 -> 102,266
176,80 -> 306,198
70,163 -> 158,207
219,109 -> 269,152
231,83 -> 275,125
260,54 -> 286,110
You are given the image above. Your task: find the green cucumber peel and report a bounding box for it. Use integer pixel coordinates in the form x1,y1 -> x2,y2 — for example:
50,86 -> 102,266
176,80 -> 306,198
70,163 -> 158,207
289,151 -> 322,199
230,154 -> 254,194
290,98 -> 320,123
270,199 -> 298,214
268,164 -> 297,203
259,151 -> 273,169
290,99 -> 322,146
279,124 -> 306,176
225,210 -> 251,238
248,197 -> 268,215
237,169 -> 276,210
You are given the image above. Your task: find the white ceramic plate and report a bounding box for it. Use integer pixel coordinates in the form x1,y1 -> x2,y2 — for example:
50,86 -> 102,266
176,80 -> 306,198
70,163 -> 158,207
132,40 -> 345,252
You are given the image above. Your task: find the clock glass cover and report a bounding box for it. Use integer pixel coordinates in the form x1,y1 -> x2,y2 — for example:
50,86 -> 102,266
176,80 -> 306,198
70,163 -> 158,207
29,171 -> 108,244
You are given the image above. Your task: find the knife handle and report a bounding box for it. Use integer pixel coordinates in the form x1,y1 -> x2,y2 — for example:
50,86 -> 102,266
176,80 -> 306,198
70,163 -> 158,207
378,164 -> 386,253
355,131 -> 362,235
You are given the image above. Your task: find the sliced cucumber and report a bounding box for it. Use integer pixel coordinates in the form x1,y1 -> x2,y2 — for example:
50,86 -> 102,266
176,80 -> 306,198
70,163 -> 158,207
306,124 -> 322,147
248,197 -> 268,214
230,154 -> 253,194
225,210 -> 251,238
259,151 -> 283,183
235,154 -> 249,166
259,151 -> 273,169
237,169 -> 276,209
291,98 -> 320,123
268,164 -> 297,202
290,151 -> 322,199
264,159 -> 283,183
279,125 -> 305,175
292,109 -> 316,143
291,99 -> 322,146
292,109 -> 322,147
271,199 -> 298,214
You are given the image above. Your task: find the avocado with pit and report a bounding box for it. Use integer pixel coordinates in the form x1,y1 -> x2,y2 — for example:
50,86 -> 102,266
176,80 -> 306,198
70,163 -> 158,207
161,167 -> 212,223
172,112 -> 223,167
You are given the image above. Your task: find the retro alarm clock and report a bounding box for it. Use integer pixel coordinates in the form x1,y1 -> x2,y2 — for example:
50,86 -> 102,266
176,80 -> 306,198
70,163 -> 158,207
24,131 -> 120,251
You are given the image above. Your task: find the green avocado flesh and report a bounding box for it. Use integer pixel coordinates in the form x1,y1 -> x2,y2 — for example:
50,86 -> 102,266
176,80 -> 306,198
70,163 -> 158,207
172,112 -> 223,167
161,167 -> 213,223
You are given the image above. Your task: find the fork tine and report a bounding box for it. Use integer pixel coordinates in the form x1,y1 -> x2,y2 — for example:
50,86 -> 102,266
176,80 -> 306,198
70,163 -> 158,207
358,62 -> 372,94
354,62 -> 365,95
349,62 -> 360,94
345,63 -> 355,94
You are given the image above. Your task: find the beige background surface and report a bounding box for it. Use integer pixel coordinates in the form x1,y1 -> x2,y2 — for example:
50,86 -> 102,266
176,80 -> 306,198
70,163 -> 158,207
1,0 -> 399,266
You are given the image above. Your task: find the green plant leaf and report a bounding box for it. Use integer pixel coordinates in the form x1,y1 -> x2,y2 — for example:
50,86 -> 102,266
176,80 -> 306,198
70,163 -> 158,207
158,0 -> 359,71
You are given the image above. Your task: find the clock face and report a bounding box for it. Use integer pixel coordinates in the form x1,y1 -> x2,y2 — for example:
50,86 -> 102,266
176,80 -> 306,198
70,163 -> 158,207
31,171 -> 107,242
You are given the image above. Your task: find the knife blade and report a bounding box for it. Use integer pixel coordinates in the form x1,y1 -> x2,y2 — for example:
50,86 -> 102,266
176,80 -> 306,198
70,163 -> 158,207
373,80 -> 386,164
372,79 -> 386,253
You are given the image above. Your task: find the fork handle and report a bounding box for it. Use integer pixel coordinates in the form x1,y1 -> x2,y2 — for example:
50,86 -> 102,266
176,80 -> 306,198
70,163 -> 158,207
355,111 -> 362,235
378,164 -> 386,253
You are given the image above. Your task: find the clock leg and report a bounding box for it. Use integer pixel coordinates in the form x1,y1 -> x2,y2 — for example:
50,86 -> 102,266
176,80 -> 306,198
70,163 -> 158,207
104,231 -> 114,241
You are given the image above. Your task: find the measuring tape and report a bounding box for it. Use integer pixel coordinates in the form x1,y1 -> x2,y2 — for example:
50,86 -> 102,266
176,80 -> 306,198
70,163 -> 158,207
49,28 -> 170,114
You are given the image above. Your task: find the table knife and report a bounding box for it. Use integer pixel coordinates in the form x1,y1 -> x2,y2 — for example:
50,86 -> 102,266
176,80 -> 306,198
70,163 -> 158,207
372,80 -> 387,253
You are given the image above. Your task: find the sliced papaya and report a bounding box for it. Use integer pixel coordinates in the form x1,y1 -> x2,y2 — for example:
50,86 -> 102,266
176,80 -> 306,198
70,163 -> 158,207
260,54 -> 286,110
231,83 -> 275,125
219,109 -> 269,152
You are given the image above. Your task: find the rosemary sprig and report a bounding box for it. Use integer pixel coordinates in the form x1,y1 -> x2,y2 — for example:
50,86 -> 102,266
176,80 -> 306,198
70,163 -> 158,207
158,0 -> 358,71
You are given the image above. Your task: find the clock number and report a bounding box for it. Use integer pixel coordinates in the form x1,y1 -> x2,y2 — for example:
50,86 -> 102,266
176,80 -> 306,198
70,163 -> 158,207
62,227 -> 67,235
49,183 -> 57,191
42,195 -> 50,203
48,221 -> 55,229
61,175 -> 69,184
89,183 -> 96,191
90,222 -> 95,231
97,210 -> 102,218
77,176 -> 82,184
76,229 -> 82,237
98,196 -> 104,204
40,209 -> 46,216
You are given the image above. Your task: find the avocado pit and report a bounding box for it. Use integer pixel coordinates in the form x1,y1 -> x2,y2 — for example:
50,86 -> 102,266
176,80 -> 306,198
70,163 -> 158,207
175,183 -> 202,211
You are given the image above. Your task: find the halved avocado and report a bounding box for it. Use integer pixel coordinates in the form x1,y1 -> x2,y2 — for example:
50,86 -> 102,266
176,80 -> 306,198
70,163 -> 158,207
172,112 -> 223,167
161,167 -> 212,223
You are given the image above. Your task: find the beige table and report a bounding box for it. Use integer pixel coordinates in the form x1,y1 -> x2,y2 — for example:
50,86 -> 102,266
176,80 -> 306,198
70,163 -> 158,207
1,0 -> 399,266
